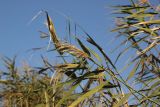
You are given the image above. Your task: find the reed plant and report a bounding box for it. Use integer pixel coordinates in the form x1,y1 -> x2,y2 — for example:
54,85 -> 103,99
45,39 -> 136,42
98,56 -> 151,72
0,0 -> 159,107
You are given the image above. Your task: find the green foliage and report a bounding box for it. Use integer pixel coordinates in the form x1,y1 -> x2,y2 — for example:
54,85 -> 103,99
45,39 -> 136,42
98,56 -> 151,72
113,0 -> 160,106
0,0 -> 160,107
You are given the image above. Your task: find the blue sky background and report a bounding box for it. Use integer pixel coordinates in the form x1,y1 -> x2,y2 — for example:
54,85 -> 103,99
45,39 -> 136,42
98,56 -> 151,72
0,0 -> 133,69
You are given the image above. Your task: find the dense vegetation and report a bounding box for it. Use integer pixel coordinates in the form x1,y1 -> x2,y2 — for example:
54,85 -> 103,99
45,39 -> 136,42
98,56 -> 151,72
0,0 -> 160,107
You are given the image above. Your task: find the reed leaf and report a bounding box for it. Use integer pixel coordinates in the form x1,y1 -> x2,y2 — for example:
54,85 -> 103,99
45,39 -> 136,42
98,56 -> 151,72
68,81 -> 109,107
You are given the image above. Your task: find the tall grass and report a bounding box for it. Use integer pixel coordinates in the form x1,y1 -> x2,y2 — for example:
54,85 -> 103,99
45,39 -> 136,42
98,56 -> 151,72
0,0 -> 159,107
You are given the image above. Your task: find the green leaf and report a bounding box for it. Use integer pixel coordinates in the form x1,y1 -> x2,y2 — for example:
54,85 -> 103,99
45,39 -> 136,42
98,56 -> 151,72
127,61 -> 140,81
87,47 -> 102,63
69,81 -> 108,107
87,35 -> 116,70
150,81 -> 160,89
76,38 -> 91,57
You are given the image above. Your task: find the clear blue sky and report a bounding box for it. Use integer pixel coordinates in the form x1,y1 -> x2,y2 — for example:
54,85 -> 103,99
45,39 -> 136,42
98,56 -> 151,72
0,0 -> 129,67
